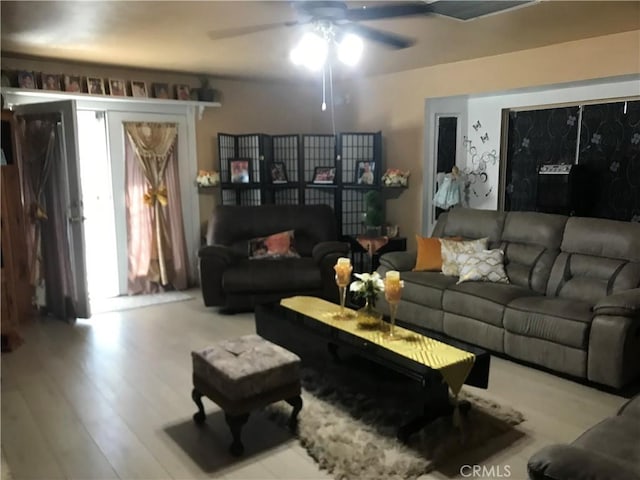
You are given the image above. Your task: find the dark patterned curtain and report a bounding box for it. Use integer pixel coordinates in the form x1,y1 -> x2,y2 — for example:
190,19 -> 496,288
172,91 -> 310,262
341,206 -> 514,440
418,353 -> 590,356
578,101 -> 640,221
504,106 -> 579,212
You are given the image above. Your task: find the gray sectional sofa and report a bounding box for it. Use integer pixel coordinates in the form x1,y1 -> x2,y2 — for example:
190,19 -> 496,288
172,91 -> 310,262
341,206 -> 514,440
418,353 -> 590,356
528,394 -> 640,480
377,208 -> 640,388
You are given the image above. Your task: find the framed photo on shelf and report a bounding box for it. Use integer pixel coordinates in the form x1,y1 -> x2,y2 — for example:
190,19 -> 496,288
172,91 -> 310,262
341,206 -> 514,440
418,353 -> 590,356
63,75 -> 82,93
87,77 -> 105,95
270,162 -> 288,184
41,73 -> 61,91
229,158 -> 251,184
312,166 -> 336,184
176,84 -> 191,100
17,71 -> 36,89
109,78 -> 127,96
355,161 -> 375,185
131,81 -> 148,98
153,83 -> 170,99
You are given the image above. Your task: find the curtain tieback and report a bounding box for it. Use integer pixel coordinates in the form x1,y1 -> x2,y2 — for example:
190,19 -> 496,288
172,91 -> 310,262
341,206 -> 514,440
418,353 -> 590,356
143,186 -> 168,206
30,203 -> 48,220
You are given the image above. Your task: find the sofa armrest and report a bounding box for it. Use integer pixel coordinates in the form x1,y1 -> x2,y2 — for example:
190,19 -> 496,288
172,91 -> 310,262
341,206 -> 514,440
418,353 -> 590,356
594,288 -> 640,317
528,444 -> 640,480
198,245 -> 243,307
379,251 -> 417,272
312,241 -> 350,264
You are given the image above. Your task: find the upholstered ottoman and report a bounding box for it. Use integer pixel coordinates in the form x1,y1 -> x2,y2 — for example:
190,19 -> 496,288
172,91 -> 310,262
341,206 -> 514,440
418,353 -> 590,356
191,334 -> 302,456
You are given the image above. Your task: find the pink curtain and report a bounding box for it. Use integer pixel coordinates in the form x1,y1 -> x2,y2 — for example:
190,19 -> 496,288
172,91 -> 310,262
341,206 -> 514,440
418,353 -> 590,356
125,134 -> 188,294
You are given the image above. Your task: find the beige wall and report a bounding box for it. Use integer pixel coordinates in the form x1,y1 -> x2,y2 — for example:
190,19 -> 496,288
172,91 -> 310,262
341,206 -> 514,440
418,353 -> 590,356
1,56 -> 326,232
340,30 -> 640,250
3,30 -> 640,248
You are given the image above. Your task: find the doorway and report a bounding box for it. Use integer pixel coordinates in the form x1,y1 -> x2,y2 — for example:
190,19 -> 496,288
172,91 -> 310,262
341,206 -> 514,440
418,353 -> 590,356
77,110 -> 119,303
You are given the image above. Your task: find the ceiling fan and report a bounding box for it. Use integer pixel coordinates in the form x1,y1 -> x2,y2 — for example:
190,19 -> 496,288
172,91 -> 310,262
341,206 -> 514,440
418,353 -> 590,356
208,1 -> 535,50
208,1 -> 436,50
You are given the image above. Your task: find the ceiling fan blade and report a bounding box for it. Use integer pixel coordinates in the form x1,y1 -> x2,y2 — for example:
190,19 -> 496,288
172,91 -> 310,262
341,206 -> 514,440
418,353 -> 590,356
346,24 -> 415,49
208,21 -> 297,41
346,2 -> 433,21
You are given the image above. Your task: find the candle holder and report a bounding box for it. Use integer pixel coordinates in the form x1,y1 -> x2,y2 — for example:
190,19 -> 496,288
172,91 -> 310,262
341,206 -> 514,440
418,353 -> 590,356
383,272 -> 403,338
333,258 -> 354,319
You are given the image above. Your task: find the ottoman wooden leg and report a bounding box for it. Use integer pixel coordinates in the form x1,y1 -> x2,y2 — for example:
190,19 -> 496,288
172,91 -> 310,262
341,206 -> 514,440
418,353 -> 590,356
192,388 -> 206,424
285,395 -> 303,432
225,412 -> 250,456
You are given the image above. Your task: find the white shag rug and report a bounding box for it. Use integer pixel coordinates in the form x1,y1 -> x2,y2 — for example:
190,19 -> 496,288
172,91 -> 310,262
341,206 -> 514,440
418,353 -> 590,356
265,361 -> 525,480
91,291 -> 194,314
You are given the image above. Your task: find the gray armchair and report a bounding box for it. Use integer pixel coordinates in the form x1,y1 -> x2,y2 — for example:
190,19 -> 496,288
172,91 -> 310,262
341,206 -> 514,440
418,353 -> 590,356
199,204 -> 350,312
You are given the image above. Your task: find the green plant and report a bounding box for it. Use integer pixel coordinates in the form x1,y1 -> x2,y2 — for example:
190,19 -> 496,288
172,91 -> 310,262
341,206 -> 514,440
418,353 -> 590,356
363,190 -> 384,226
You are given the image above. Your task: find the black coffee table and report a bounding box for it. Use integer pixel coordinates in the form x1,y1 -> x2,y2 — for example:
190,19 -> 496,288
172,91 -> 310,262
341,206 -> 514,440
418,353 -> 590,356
255,299 -> 491,442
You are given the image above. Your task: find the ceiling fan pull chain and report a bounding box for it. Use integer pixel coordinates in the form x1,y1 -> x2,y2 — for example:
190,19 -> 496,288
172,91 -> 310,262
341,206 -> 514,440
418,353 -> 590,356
329,63 -> 336,136
322,65 -> 327,111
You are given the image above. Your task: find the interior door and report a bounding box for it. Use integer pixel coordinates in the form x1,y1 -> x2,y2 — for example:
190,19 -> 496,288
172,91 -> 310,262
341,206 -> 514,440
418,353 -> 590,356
13,100 -> 90,318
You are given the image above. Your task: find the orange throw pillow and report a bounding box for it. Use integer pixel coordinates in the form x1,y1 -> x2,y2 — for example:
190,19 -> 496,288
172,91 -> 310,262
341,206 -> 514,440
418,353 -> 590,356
413,235 -> 463,272
413,236 -> 444,271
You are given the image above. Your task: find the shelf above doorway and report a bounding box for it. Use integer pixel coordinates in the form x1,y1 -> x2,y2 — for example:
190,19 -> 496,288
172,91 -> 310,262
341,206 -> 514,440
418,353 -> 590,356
1,87 -> 221,119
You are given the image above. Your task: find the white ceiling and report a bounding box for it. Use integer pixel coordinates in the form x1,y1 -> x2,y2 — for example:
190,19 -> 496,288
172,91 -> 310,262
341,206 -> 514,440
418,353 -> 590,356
1,1 -> 639,82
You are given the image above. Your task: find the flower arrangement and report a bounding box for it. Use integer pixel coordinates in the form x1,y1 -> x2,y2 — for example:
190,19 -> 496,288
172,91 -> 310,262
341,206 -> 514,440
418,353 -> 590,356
381,168 -> 410,187
350,272 -> 385,307
196,170 -> 220,187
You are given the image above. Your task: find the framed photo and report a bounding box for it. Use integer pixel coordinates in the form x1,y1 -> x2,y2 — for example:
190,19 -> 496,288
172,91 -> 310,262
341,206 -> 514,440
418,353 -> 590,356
229,158 -> 251,184
131,81 -> 148,98
152,83 -> 170,99
176,84 -> 191,101
41,73 -> 61,91
63,75 -> 82,93
356,161 -> 375,185
109,78 -> 126,96
312,166 -> 336,184
270,162 -> 288,184
17,71 -> 36,89
87,77 -> 105,95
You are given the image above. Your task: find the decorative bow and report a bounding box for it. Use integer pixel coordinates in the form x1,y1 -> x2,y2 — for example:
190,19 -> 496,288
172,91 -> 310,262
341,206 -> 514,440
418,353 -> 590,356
143,186 -> 168,206
30,203 -> 48,220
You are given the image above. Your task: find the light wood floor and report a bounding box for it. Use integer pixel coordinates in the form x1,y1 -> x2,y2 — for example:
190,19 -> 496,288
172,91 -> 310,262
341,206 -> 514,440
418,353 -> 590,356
1,291 -> 628,480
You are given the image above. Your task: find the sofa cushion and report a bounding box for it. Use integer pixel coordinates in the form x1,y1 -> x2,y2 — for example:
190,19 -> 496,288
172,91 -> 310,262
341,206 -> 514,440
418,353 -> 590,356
456,249 -> 509,285
401,271 -> 458,310
546,252 -> 640,303
443,282 -> 534,327
572,416 -> 640,474
223,258 -> 321,293
504,296 -> 593,349
501,211 -> 567,294
618,395 -> 640,421
432,207 -> 506,248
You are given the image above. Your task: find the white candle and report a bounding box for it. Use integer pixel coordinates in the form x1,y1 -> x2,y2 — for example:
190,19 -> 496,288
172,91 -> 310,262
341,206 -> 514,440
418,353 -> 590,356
386,270 -> 400,281
337,257 -> 351,266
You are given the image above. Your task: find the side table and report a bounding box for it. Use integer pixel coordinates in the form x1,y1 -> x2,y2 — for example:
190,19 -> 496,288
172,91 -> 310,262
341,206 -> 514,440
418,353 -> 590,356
346,235 -> 407,273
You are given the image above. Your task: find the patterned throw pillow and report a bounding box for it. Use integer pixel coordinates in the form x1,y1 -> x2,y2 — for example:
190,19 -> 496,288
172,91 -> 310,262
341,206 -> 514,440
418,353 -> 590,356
456,249 -> 510,285
248,230 -> 300,259
440,237 -> 488,276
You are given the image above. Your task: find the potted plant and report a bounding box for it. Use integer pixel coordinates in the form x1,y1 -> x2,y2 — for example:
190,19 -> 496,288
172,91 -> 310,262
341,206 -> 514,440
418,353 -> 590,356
197,76 -> 217,102
363,190 -> 384,236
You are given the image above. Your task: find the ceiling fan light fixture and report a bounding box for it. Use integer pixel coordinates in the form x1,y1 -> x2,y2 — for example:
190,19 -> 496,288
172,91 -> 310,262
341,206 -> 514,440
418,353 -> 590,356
290,32 -> 328,71
337,33 -> 363,66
